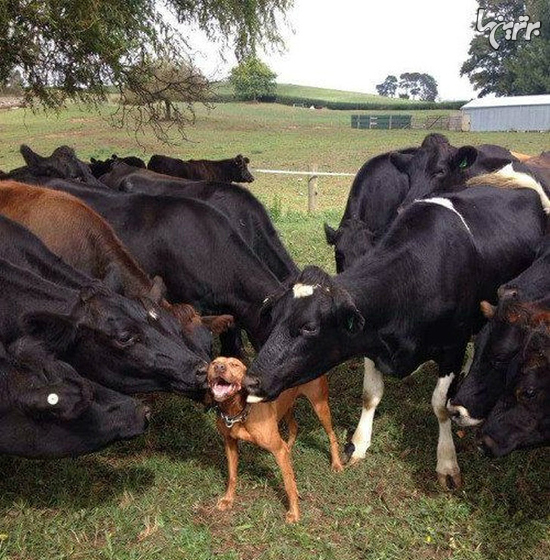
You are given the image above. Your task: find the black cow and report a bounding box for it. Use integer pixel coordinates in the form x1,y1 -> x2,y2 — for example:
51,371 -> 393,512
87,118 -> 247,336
449,235 -> 550,426
0,215 -> 208,396
0,337 -> 149,458
98,162 -> 297,282
17,180 -> 284,355
391,135 -> 520,209
148,154 -> 254,183
247,185 -> 547,487
324,148 -> 416,272
89,154 -> 146,178
480,325 -> 550,456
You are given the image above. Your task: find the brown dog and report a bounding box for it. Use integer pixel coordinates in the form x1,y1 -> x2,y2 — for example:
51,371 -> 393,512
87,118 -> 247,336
207,356 -> 343,523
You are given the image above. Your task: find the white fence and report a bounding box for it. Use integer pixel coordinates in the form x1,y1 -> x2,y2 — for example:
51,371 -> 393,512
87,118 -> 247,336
251,167 -> 356,213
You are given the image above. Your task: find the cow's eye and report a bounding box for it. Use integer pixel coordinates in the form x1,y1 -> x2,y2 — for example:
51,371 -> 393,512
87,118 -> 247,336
300,323 -> 319,337
114,332 -> 138,348
520,388 -> 537,401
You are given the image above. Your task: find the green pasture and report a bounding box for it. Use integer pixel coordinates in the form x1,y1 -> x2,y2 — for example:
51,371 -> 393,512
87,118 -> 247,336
0,101 -> 548,560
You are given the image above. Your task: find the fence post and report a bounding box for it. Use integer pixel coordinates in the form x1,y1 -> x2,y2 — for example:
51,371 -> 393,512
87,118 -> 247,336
308,164 -> 318,214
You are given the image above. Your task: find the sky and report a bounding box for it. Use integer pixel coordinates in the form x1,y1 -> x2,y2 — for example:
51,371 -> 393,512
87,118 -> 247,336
186,0 -> 481,101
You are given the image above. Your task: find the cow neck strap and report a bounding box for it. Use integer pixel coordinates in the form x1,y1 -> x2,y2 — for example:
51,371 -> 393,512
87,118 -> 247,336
215,403 -> 251,428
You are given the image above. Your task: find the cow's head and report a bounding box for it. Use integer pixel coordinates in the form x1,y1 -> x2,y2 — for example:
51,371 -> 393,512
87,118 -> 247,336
20,145 -> 96,183
448,299 -> 527,426
324,219 -> 375,273
481,328 -> 550,456
0,338 -> 149,457
246,266 -> 365,401
232,155 -> 254,183
23,281 -> 209,397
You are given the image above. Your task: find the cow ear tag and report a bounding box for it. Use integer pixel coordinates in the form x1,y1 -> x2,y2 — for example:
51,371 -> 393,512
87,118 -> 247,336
47,393 -> 59,406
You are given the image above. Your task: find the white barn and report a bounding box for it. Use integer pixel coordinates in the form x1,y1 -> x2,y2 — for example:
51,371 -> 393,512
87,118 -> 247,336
461,95 -> 550,132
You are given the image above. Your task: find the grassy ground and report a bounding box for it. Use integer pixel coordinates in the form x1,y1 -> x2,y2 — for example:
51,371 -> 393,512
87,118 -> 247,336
0,102 -> 548,560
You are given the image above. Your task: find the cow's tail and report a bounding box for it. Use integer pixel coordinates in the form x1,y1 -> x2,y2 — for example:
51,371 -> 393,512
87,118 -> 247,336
467,163 -> 550,215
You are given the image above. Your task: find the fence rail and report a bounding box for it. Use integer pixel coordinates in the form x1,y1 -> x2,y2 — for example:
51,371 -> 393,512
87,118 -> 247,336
251,167 -> 355,213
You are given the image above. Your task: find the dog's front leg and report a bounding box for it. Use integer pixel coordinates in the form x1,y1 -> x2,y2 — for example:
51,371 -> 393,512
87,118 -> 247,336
218,435 -> 239,510
270,440 -> 300,523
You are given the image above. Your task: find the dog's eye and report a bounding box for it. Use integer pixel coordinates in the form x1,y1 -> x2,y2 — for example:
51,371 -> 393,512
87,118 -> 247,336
520,388 -> 538,401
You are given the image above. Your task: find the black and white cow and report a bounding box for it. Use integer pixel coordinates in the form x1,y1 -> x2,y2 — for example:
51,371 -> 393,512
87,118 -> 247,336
247,177 -> 549,488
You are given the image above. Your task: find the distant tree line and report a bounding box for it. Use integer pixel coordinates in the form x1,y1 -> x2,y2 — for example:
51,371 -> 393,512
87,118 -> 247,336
375,73 -> 439,101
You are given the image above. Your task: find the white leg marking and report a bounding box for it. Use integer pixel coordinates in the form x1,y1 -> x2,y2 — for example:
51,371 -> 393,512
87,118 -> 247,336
350,358 -> 384,460
432,373 -> 461,487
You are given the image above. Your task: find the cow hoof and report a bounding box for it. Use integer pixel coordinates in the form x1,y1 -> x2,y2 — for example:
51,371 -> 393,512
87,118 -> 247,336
437,472 -> 462,490
343,442 -> 356,462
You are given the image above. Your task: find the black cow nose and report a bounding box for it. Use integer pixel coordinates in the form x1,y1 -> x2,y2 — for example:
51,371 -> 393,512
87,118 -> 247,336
244,375 -> 261,392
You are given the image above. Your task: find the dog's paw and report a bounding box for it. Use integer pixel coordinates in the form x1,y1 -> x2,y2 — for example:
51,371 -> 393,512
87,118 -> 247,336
331,460 -> 344,473
216,497 -> 234,511
285,510 -> 300,524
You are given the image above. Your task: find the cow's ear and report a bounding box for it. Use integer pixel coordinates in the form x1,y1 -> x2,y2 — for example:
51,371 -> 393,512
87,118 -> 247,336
21,312 -> 77,353
453,146 -> 478,170
389,152 -> 413,173
334,288 -> 365,335
148,276 -> 167,304
20,144 -> 45,167
324,223 -> 337,245
480,301 -> 496,319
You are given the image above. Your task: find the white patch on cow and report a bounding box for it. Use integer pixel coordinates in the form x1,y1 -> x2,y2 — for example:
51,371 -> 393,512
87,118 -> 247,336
496,163 -> 550,214
47,393 -> 59,406
447,403 -> 484,427
350,358 -> 384,460
416,197 -> 473,236
431,374 -> 461,482
246,394 -> 264,404
293,283 -> 315,299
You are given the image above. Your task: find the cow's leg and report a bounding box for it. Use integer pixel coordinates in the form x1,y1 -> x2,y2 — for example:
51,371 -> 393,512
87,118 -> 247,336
344,358 -> 384,465
432,373 -> 462,490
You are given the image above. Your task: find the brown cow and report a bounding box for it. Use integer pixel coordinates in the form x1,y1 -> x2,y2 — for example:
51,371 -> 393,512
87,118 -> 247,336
0,180 -> 232,337
147,154 -> 254,183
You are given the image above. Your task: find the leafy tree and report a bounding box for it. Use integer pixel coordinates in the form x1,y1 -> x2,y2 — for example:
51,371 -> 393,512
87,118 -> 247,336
229,57 -> 277,101
376,75 -> 398,97
0,68 -> 23,95
461,0 -> 549,96
0,0 -> 292,139
398,72 -> 439,101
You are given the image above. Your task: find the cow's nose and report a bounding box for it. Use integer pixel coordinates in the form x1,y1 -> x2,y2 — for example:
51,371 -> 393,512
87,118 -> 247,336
497,286 -> 518,300
214,362 -> 226,374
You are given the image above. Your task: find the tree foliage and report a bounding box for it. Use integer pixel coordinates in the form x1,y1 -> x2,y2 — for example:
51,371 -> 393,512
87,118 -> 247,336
461,0 -> 549,96
375,75 -> 398,98
229,57 -> 277,101
0,0 -> 293,139
398,73 -> 439,101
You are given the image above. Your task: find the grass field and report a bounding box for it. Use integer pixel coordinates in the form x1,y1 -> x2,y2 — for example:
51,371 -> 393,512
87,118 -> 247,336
0,102 -> 548,560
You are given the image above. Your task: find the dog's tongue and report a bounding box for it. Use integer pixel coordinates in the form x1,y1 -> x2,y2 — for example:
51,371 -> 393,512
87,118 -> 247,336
212,379 -> 237,400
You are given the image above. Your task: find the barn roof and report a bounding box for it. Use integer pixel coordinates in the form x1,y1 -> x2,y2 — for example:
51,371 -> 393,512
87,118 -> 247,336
462,95 -> 550,110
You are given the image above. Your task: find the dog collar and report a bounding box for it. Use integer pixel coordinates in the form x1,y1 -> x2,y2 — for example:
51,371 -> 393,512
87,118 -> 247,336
215,403 -> 251,428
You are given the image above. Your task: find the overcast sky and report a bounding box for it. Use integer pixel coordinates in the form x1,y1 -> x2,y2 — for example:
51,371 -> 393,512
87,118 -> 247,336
187,0 -> 481,100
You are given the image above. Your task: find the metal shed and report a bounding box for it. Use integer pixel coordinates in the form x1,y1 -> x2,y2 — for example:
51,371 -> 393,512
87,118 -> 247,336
461,95 -> 550,132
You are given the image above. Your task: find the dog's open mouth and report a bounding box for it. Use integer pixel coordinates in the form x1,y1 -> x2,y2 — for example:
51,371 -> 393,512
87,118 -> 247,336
209,377 -> 241,401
